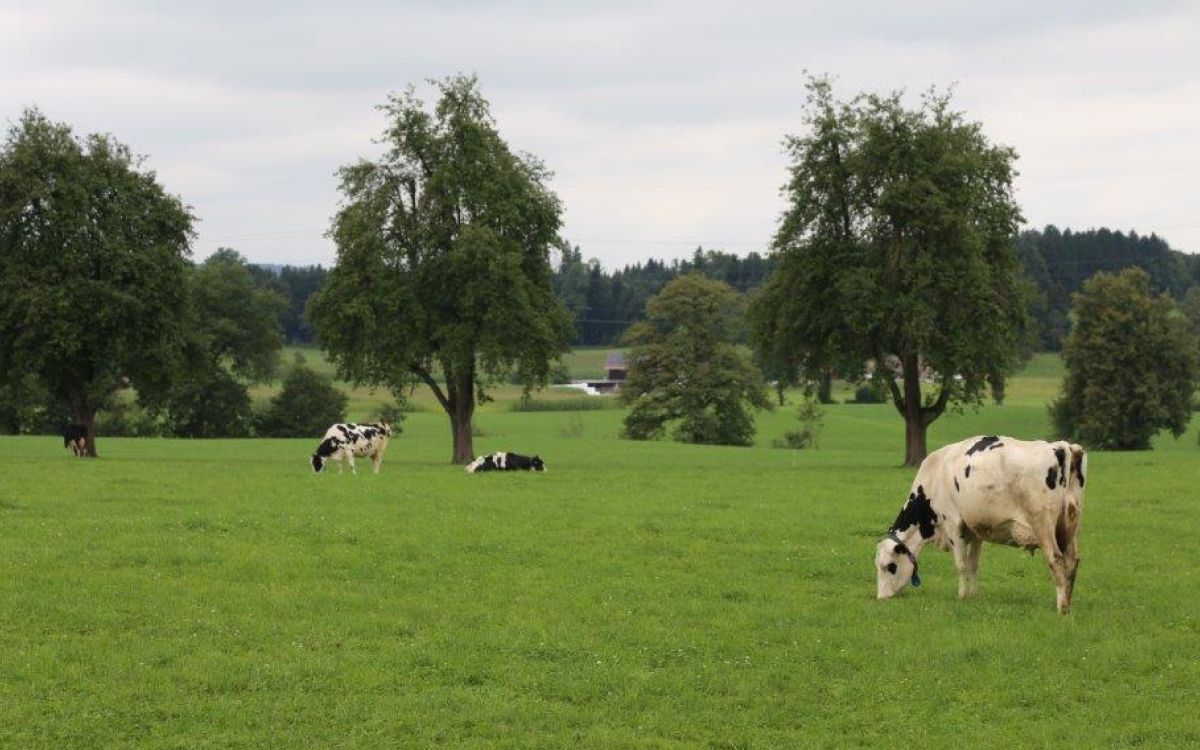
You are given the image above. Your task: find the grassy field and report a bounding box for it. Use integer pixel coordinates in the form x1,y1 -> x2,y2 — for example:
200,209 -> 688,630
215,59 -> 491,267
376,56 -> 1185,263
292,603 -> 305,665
3,355 -> 1199,748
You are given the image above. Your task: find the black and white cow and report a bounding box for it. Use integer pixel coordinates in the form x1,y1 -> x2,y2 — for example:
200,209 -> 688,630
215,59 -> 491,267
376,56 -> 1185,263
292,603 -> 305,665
310,422 -> 392,474
465,452 -> 546,473
64,424 -> 87,457
875,435 -> 1086,613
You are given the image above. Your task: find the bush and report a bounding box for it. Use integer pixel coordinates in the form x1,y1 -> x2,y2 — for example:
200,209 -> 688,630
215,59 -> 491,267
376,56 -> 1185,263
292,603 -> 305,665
376,401 -> 410,428
510,396 -> 613,412
772,396 -> 825,449
256,365 -> 349,437
95,396 -> 163,437
164,368 -> 254,438
852,381 -> 888,404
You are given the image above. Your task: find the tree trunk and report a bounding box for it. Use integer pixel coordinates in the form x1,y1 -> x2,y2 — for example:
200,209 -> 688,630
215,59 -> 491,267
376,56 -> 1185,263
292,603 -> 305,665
901,353 -> 926,467
449,376 -> 475,465
817,371 -> 833,404
76,407 -> 98,458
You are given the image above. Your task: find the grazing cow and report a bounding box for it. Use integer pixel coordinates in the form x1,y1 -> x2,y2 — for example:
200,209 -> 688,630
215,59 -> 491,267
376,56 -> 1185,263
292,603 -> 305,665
310,422 -> 392,474
64,424 -> 87,457
465,452 -> 546,473
875,435 -> 1086,613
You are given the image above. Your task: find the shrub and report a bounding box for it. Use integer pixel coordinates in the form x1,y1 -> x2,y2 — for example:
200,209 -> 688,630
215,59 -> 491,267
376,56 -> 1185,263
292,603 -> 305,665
164,368 -> 254,438
510,396 -> 613,412
773,396 -> 825,449
256,365 -> 348,437
852,381 -> 887,404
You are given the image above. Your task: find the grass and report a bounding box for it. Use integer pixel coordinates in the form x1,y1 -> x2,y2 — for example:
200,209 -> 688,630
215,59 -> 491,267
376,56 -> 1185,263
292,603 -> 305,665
2,356 -> 1199,748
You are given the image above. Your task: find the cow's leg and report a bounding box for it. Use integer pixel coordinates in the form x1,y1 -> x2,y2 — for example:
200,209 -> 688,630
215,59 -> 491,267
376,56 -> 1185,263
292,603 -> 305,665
951,535 -> 972,599
1061,507 -> 1082,608
965,537 -> 984,597
348,454 -> 357,475
1035,522 -> 1072,614
372,453 -> 382,474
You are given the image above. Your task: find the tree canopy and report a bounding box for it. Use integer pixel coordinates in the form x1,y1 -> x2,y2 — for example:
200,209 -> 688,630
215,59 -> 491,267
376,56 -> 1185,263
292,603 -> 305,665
0,109 -> 193,454
622,273 -> 770,446
1051,268 -> 1198,450
309,75 -> 572,463
750,78 -> 1028,466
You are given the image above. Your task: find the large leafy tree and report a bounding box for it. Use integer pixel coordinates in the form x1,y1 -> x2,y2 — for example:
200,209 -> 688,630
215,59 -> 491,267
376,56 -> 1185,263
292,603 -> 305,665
309,75 -> 572,463
622,273 -> 770,446
1051,269 -> 1198,449
0,109 -> 193,455
750,78 -> 1027,466
164,249 -> 286,437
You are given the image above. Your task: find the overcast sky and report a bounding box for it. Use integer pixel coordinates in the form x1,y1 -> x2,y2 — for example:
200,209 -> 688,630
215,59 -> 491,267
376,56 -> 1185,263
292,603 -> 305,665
2,1 -> 1197,268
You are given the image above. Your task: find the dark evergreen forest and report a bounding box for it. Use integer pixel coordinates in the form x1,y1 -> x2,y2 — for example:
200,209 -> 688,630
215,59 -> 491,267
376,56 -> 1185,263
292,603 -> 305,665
250,226 -> 1199,350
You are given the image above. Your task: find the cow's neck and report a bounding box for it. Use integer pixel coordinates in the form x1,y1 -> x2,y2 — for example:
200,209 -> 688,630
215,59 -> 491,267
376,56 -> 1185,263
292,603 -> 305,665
890,525 -> 931,557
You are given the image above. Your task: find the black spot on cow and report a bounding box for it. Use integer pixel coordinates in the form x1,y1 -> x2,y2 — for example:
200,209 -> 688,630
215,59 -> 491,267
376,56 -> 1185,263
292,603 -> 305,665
1071,451 -> 1086,487
1054,447 -> 1066,485
959,522 -> 972,540
885,562 -> 898,574
892,542 -> 909,556
966,436 -> 1001,456
965,465 -> 971,478
890,485 -> 937,539
1045,465 -> 1058,490
954,477 -> 960,492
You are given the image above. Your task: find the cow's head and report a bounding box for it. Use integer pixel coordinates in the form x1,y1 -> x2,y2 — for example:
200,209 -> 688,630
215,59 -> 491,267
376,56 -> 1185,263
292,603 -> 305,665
875,535 -> 919,599
311,454 -> 325,474
530,455 -> 546,472
379,421 -> 393,437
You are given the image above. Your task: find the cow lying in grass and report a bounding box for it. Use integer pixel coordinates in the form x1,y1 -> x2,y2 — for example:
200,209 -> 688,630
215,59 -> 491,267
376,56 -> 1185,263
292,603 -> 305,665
465,452 -> 546,473
310,422 -> 392,474
875,435 -> 1086,613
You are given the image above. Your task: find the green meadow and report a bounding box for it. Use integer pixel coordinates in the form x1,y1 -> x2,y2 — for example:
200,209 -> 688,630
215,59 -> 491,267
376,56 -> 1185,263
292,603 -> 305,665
2,354 -> 1199,748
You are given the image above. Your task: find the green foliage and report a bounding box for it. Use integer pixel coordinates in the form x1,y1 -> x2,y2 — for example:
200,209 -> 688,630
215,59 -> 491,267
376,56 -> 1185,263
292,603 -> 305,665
773,395 -> 825,449
750,77 -> 1027,464
376,401 -> 410,426
308,74 -> 571,462
509,396 -> 614,412
93,393 -> 163,437
187,249 -> 286,384
0,108 -> 194,454
622,274 -> 770,446
162,368 -> 254,438
1017,226 -> 1198,350
1051,269 -> 1199,449
852,381 -> 888,404
255,365 -> 348,438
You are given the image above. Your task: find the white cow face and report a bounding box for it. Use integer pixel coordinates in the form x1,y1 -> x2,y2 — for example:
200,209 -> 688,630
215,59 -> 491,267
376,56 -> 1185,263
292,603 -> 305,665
875,539 -> 915,599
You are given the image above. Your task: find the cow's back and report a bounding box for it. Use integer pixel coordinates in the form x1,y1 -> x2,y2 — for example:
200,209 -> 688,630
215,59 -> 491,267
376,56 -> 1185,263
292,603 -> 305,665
925,436 -> 1085,549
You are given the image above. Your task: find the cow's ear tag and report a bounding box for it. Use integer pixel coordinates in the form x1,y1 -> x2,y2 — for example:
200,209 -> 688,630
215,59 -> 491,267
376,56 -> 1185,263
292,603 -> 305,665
910,572 -> 922,587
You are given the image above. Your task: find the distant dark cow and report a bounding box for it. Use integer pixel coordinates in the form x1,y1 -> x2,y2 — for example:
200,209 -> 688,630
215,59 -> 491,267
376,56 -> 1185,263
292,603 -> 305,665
311,422 -> 392,474
64,424 -> 87,457
465,452 -> 546,473
875,435 -> 1086,613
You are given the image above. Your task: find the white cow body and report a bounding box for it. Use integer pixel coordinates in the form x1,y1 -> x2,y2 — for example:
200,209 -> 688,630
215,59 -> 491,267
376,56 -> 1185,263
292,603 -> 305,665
875,435 -> 1086,613
310,422 -> 392,474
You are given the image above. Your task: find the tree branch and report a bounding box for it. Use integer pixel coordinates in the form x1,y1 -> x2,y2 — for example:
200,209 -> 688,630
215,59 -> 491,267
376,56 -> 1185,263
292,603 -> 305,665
873,342 -> 906,417
921,376 -> 954,426
413,364 -> 451,414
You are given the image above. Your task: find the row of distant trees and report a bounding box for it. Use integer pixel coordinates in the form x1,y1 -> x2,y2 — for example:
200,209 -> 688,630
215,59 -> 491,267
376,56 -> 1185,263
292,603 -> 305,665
2,74 -> 1197,463
228,227 -> 1200,355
